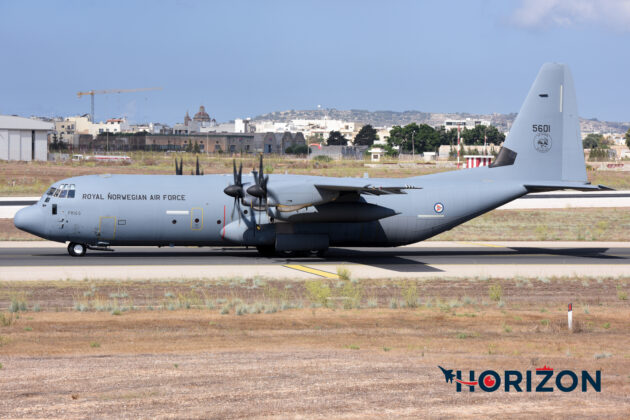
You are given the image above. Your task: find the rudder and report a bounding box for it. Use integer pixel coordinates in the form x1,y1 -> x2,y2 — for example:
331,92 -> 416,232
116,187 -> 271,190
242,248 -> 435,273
495,63 -> 587,184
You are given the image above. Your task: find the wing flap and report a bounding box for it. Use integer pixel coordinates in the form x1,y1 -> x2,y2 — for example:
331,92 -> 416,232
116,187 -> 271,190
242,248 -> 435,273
315,183 -> 421,196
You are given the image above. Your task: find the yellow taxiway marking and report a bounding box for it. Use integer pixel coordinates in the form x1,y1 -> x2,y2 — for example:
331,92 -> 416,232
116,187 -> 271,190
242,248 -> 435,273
458,241 -> 506,248
283,264 -> 339,279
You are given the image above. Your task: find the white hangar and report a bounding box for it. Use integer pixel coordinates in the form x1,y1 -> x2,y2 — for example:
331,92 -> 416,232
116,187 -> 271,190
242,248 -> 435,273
0,115 -> 53,161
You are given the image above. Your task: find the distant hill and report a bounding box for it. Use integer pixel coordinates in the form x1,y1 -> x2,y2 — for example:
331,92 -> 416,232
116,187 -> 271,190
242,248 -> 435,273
252,109 -> 629,134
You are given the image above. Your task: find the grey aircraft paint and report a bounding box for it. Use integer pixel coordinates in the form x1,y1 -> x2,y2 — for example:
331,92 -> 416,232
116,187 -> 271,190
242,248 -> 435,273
14,64 -> 607,256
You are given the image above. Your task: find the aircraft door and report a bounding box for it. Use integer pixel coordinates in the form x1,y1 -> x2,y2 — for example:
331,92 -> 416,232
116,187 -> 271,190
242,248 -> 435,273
191,208 -> 203,230
98,216 -> 116,241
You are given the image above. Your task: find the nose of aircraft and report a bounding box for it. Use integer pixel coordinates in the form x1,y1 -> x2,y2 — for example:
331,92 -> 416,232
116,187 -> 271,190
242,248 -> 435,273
14,205 -> 45,237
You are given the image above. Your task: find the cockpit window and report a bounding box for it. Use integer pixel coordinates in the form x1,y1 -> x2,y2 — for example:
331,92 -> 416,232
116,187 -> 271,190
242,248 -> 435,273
46,184 -> 75,199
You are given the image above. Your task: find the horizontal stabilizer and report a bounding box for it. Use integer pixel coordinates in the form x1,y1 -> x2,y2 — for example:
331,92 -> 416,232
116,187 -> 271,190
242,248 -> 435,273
524,183 -> 614,192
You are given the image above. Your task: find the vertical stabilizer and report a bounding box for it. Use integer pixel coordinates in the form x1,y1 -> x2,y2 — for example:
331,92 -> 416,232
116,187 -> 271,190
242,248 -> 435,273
495,63 -> 587,184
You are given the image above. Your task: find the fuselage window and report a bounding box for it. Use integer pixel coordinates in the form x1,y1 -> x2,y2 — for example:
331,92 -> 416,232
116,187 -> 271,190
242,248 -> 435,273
46,187 -> 57,196
59,184 -> 68,198
52,204 -> 57,215
68,184 -> 76,198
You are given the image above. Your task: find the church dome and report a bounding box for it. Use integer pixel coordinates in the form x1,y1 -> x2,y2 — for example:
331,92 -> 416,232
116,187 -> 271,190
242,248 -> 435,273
193,105 -> 211,122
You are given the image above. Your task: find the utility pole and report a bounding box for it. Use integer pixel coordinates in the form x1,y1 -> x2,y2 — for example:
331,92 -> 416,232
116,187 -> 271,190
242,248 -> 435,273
411,131 -> 415,160
456,124 -> 461,168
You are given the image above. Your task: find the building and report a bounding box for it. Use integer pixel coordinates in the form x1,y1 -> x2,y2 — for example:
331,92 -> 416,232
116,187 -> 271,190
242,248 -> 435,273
368,146 -> 385,162
443,118 -> 490,130
0,115 -> 53,161
174,106 -> 218,134
253,118 -> 359,141
88,118 -> 130,137
84,132 -> 255,154
54,119 -> 76,144
309,145 -> 369,160
252,132 -> 306,154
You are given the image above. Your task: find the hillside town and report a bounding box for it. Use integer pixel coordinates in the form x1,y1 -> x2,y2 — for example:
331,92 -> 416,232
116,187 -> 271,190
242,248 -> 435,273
1,104 -> 629,165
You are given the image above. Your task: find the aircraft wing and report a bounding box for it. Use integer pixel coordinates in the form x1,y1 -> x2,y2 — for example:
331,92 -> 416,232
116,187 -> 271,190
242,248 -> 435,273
315,183 -> 421,196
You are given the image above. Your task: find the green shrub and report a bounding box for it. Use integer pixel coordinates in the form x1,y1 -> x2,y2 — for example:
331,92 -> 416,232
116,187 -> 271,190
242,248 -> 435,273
9,295 -> 27,313
337,266 -> 351,281
0,313 -> 14,327
305,280 -> 331,308
338,280 -> 362,309
402,281 -> 419,308
489,283 -> 503,302
313,155 -> 332,163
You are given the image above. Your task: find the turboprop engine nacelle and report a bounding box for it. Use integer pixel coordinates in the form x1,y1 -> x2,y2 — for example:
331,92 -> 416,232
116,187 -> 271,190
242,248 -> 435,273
221,221 -> 275,246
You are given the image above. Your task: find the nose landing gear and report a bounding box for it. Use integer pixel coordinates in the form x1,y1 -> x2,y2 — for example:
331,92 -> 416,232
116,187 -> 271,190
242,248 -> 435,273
67,242 -> 87,257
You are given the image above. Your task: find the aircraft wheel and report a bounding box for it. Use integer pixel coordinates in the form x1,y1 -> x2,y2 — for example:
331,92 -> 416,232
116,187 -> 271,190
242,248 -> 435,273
68,242 -> 87,257
311,249 -> 328,257
256,245 -> 276,257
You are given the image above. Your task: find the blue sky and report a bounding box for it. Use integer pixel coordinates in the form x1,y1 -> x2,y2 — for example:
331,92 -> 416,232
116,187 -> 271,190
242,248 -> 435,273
1,0 -> 629,124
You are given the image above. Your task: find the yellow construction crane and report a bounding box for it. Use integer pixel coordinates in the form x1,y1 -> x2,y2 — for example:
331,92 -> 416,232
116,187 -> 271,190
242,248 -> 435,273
77,87 -> 162,122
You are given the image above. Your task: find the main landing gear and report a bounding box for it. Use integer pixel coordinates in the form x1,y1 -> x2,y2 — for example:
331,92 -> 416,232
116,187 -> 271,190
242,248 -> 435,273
255,245 -> 328,258
67,242 -> 87,257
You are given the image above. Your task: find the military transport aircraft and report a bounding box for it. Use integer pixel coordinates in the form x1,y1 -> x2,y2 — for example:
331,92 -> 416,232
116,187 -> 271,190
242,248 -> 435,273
14,63 -> 608,257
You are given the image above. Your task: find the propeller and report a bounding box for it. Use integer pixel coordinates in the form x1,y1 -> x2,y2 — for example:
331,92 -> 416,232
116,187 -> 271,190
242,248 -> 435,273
175,156 -> 203,175
175,158 -> 183,175
247,155 -> 271,226
223,159 -> 244,222
195,156 -> 203,175
247,155 -> 268,201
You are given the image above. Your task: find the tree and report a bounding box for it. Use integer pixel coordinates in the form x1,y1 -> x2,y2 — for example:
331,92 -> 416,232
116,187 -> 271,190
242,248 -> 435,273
386,123 -> 440,153
582,133 -> 606,149
49,133 -> 67,152
437,127 -> 459,147
193,140 -> 201,154
327,130 -> 348,146
625,128 -> 630,148
354,124 -> 378,146
461,125 -> 505,146
285,144 -> 309,155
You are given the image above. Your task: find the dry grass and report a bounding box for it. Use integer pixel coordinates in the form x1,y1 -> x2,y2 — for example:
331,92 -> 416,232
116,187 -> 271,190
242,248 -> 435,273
0,276 -> 628,417
433,207 -> 630,241
0,154 -> 443,196
1,155 -> 627,196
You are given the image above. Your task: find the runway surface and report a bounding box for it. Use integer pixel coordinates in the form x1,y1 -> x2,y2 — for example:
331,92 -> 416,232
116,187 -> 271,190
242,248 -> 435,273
1,241 -> 629,280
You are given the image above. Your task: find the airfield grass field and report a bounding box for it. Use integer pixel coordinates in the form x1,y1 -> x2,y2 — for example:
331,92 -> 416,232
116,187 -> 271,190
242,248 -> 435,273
1,153 -> 630,196
0,276 -> 628,418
